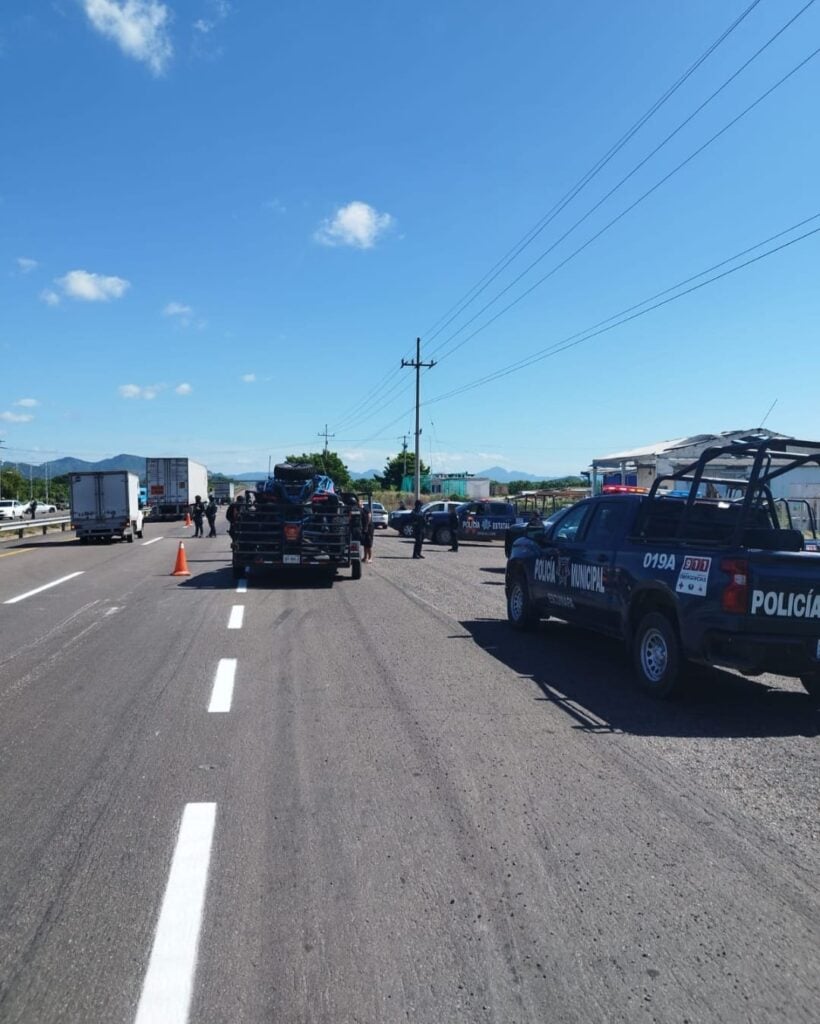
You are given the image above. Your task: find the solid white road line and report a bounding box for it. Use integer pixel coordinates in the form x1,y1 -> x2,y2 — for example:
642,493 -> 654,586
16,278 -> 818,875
142,537 -> 164,546
227,605 -> 244,630
208,658 -> 236,713
134,802 -> 216,1024
236,579 -> 247,594
3,571 -> 85,605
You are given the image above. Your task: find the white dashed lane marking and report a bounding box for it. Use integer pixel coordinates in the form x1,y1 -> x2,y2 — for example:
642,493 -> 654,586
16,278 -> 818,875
208,658 -> 236,713
134,803 -> 216,1024
3,572 -> 85,605
142,537 -> 163,546
236,579 -> 247,594
227,605 -> 244,630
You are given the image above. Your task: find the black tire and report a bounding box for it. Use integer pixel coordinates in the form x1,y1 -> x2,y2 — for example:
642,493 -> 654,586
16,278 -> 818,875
351,559 -> 362,580
434,526 -> 451,546
633,611 -> 683,698
232,561 -> 244,580
401,523 -> 413,538
800,674 -> 820,701
507,571 -> 538,630
137,530 -> 143,539
126,533 -> 134,543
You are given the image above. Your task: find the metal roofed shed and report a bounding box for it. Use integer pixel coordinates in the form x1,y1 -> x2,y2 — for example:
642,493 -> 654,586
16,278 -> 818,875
590,429 -> 792,495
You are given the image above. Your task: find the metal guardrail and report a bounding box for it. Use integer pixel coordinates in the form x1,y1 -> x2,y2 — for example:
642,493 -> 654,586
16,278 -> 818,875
0,516 -> 73,539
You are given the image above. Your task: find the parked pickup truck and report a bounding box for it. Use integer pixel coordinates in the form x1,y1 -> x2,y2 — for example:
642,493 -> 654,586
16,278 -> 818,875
505,436 -> 820,699
389,500 -> 462,537
426,500 -> 525,545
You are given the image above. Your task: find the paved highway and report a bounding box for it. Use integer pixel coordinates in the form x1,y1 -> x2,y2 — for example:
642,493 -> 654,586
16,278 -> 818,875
0,524 -> 817,1023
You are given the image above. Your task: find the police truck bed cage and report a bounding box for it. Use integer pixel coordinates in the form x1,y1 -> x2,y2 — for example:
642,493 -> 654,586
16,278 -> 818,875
635,436 -> 820,549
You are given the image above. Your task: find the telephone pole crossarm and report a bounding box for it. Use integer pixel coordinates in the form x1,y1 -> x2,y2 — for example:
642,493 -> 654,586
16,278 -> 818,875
318,424 -> 335,455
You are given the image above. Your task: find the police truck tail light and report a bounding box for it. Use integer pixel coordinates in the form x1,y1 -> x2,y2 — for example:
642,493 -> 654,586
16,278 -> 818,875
720,558 -> 749,614
284,524 -> 301,542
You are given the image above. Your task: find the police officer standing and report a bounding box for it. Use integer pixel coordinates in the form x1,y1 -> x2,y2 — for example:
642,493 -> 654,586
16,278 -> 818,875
411,499 -> 425,559
191,495 -> 206,538
205,494 -> 218,537
448,505 -> 460,552
225,493 -> 241,543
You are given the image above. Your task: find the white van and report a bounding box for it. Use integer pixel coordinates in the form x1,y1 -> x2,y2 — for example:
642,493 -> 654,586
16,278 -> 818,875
0,499 -> 26,520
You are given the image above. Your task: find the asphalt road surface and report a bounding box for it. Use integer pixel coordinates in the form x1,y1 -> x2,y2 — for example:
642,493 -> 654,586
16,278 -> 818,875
0,524 -> 817,1023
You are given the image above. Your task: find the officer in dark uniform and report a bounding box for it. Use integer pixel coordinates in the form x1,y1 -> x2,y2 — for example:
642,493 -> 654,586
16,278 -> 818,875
225,494 -> 241,543
448,506 -> 460,552
411,500 -> 425,559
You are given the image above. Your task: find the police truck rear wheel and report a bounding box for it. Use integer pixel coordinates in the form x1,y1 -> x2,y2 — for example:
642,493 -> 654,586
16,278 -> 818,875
351,559 -> 362,580
507,573 -> 537,630
634,612 -> 682,698
401,523 -> 413,538
435,527 -> 451,546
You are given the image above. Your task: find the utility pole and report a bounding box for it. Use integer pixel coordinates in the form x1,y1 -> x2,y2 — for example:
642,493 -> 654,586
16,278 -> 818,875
318,424 -> 335,455
401,338 -> 436,502
0,439 -> 5,500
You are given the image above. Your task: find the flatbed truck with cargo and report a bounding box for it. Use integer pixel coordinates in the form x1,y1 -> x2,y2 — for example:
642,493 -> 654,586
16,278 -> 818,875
231,463 -> 362,582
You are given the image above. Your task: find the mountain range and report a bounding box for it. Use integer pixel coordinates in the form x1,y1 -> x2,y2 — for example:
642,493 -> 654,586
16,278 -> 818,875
4,456 -> 550,484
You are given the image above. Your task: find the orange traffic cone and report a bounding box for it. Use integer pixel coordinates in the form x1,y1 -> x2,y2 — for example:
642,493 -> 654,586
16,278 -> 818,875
183,511 -> 193,527
171,541 -> 191,576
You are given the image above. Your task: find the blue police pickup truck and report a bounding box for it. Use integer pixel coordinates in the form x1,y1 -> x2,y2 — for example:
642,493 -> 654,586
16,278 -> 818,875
505,436 -> 820,699
426,500 -> 525,545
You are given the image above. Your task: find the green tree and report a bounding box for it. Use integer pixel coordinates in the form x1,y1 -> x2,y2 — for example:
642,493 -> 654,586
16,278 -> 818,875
378,451 -> 430,491
0,465 -> 25,501
285,451 -> 352,490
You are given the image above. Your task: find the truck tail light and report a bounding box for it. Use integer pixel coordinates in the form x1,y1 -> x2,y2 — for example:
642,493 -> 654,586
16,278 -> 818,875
720,558 -> 749,614
284,524 -> 301,542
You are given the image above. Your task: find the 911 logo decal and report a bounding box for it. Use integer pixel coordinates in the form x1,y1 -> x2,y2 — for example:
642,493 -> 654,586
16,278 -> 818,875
675,555 -> 711,597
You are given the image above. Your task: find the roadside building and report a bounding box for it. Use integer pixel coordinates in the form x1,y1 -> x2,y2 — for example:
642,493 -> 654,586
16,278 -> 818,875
401,472 -> 492,498
589,428 -> 820,522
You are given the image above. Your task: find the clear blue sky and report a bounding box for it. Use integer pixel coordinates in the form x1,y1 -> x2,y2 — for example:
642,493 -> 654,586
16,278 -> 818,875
1,0 -> 818,478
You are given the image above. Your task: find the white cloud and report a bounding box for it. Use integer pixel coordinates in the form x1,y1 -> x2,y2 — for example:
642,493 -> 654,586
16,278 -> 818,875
0,411 -> 34,423
314,201 -> 394,249
164,301 -> 192,317
263,198 -> 286,214
40,289 -> 61,306
16,257 -> 38,273
57,269 -> 130,302
14,398 -> 39,408
119,383 -> 163,399
175,382 -> 192,395
240,373 -> 256,383
83,0 -> 173,76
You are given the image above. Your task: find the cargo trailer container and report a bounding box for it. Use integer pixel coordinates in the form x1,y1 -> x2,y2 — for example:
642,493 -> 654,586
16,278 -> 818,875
145,457 -> 208,520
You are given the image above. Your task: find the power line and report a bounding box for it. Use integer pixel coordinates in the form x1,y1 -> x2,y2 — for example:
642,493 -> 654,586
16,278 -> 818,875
421,0 -> 769,347
330,1 -> 769,437
428,216 -> 820,405
428,40 -> 820,368
328,1 -> 796,439
353,212 -> 820,442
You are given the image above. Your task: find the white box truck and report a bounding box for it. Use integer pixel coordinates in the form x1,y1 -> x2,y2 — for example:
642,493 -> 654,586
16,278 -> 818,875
145,457 -> 209,520
70,471 -> 144,543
